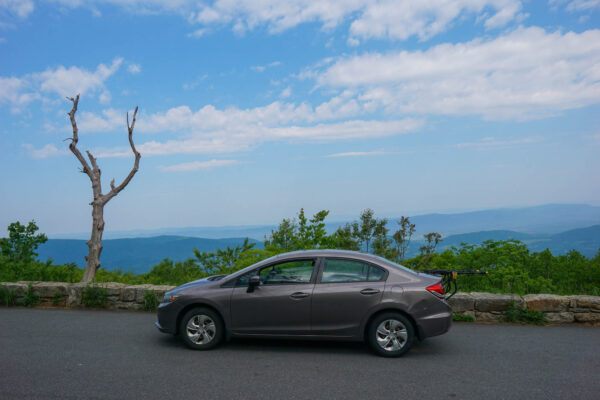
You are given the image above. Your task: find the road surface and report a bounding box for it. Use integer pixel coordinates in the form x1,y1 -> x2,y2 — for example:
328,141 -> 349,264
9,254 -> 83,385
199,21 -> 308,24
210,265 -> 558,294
0,308 -> 598,400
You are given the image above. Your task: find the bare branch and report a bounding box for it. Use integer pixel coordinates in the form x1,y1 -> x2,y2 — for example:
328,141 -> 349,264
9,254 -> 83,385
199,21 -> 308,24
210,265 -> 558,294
110,179 -> 115,191
103,106 -> 141,203
67,94 -> 92,178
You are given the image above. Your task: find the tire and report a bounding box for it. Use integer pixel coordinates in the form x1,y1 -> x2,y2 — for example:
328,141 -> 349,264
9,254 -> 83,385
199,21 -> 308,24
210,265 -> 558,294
367,312 -> 415,357
179,307 -> 224,350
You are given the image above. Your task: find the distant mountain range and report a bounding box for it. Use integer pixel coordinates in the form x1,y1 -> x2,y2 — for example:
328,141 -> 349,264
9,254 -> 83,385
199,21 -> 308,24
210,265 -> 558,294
49,203 -> 600,241
37,236 -> 262,274
36,225 -> 600,274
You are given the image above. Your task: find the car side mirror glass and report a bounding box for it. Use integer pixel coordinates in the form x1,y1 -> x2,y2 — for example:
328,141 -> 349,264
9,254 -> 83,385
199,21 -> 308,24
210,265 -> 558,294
247,275 -> 260,293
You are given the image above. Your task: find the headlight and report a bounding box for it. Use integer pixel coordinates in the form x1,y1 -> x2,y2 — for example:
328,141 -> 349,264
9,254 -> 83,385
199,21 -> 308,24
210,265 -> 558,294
162,293 -> 180,304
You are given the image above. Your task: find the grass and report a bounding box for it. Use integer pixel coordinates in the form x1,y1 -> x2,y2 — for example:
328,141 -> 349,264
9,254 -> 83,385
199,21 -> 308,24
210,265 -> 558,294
503,302 -> 547,325
453,312 -> 475,322
81,284 -> 108,308
143,291 -> 159,312
23,283 -> 40,307
0,285 -> 17,306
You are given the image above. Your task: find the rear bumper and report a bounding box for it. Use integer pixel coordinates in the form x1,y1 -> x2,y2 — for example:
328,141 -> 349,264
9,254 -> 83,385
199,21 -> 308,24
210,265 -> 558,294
417,310 -> 452,339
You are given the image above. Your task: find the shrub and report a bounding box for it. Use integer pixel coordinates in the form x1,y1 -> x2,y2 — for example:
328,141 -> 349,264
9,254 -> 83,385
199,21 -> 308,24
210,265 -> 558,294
143,291 -> 159,312
453,312 -> 475,322
81,284 -> 108,308
23,283 -> 40,307
504,302 -> 546,325
52,291 -> 64,306
0,285 -> 16,306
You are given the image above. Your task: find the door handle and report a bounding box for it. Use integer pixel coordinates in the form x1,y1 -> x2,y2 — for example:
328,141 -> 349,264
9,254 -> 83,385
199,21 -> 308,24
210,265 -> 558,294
360,288 -> 380,295
290,292 -> 310,299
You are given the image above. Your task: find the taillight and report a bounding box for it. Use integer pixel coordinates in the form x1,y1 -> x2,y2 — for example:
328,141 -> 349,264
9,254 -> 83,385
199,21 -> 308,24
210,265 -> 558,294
426,282 -> 445,296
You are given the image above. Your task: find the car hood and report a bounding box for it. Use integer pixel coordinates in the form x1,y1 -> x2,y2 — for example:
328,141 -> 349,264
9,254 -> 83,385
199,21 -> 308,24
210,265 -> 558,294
168,275 -> 226,295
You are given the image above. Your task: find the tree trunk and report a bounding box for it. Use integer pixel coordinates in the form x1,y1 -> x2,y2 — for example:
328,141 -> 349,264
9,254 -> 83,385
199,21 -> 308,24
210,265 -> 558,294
82,204 -> 105,283
66,94 -> 140,283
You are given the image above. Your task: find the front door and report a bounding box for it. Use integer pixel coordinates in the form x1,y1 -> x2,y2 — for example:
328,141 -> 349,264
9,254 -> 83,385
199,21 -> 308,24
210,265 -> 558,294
230,258 -> 317,335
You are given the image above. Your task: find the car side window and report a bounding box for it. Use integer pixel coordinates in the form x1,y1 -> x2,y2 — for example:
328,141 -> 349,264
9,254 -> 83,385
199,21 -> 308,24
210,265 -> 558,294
259,259 -> 315,285
235,259 -> 315,286
321,259 -> 386,283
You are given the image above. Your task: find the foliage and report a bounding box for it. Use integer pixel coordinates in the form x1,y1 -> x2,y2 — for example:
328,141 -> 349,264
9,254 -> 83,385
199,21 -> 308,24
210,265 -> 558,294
392,216 -> 416,262
503,303 -> 547,325
453,313 -> 475,322
23,283 -> 40,307
81,284 -> 108,308
0,221 -> 48,281
1,214 -> 598,296
0,285 -> 16,306
143,291 -> 159,311
52,291 -> 64,306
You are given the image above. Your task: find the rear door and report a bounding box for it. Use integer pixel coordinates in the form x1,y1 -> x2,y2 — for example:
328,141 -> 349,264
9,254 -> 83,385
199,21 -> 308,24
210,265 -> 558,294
230,258 -> 317,335
311,258 -> 386,337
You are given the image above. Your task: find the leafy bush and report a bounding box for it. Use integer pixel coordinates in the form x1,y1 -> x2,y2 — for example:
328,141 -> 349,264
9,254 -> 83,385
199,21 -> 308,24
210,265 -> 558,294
23,283 -> 40,307
503,302 -> 546,325
0,285 -> 16,306
453,312 -> 475,322
81,284 -> 108,308
143,291 -> 159,311
52,291 -> 64,306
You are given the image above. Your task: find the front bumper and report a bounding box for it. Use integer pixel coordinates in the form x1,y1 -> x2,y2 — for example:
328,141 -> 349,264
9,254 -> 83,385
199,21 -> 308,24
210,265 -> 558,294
155,301 -> 182,334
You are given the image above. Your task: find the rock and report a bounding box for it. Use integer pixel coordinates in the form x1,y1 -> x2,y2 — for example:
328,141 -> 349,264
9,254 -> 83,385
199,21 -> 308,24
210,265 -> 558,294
574,313 -> 600,323
570,296 -> 600,311
472,292 -> 523,312
523,294 -> 568,312
1,282 -> 28,297
100,282 -> 126,297
66,283 -> 87,307
474,311 -> 503,322
33,282 -> 68,298
448,293 -> 474,312
545,312 -> 575,323
120,287 -> 137,302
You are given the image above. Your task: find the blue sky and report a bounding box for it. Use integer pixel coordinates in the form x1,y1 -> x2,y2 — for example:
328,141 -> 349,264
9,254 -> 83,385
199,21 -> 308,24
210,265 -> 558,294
1,0 -> 599,236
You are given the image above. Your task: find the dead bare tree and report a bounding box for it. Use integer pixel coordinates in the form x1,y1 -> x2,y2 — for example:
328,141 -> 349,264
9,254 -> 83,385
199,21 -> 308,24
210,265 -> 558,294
66,94 -> 141,282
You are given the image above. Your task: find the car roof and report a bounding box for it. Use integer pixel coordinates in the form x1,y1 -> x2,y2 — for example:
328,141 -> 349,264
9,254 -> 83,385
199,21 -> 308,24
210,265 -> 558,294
268,249 -> 390,264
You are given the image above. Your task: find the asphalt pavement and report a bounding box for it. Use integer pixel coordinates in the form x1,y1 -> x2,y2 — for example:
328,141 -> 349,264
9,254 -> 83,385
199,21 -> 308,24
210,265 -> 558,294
0,307 -> 598,400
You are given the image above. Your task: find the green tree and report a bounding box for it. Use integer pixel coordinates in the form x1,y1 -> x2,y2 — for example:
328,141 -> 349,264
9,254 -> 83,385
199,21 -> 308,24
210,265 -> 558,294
391,216 -> 416,262
0,221 -> 48,280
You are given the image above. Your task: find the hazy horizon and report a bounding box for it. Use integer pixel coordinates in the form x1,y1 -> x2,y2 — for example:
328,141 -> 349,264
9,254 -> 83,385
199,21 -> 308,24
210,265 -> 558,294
2,2 -> 599,236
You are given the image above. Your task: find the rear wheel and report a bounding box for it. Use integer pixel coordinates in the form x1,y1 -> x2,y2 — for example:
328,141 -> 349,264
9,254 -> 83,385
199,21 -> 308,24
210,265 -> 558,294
367,312 -> 415,357
179,307 -> 224,350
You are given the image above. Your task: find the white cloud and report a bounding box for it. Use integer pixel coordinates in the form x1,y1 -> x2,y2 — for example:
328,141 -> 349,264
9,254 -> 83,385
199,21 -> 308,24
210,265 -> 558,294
160,159 -> 243,172
455,136 -> 541,150
325,150 -> 391,158
251,61 -> 281,72
23,143 -> 68,159
127,63 -> 141,74
187,27 -> 209,38
36,58 -> 122,99
86,97 -> 423,157
280,86 -> 292,98
553,0 -> 600,11
47,1 -> 524,43
0,0 -> 34,18
0,58 -> 124,110
314,27 -> 600,120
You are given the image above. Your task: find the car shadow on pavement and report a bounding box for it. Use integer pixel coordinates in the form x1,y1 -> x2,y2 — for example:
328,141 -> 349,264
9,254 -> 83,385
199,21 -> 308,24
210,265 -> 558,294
154,332 -> 447,357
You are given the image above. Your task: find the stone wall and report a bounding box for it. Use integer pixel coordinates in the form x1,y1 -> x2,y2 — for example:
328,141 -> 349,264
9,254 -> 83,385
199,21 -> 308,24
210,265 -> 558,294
0,281 -> 175,310
1,281 -> 599,323
449,292 -> 600,324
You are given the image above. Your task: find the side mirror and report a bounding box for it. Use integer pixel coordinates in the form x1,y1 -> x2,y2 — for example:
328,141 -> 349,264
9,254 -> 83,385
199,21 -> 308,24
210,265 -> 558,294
247,275 -> 260,293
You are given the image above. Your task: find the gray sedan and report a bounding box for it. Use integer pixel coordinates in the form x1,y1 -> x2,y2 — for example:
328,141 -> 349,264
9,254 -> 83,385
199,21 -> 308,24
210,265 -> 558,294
156,249 -> 452,357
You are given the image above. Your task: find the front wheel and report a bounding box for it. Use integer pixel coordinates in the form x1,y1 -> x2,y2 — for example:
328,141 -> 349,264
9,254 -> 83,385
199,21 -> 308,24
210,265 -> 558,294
367,313 -> 415,357
179,307 -> 224,350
